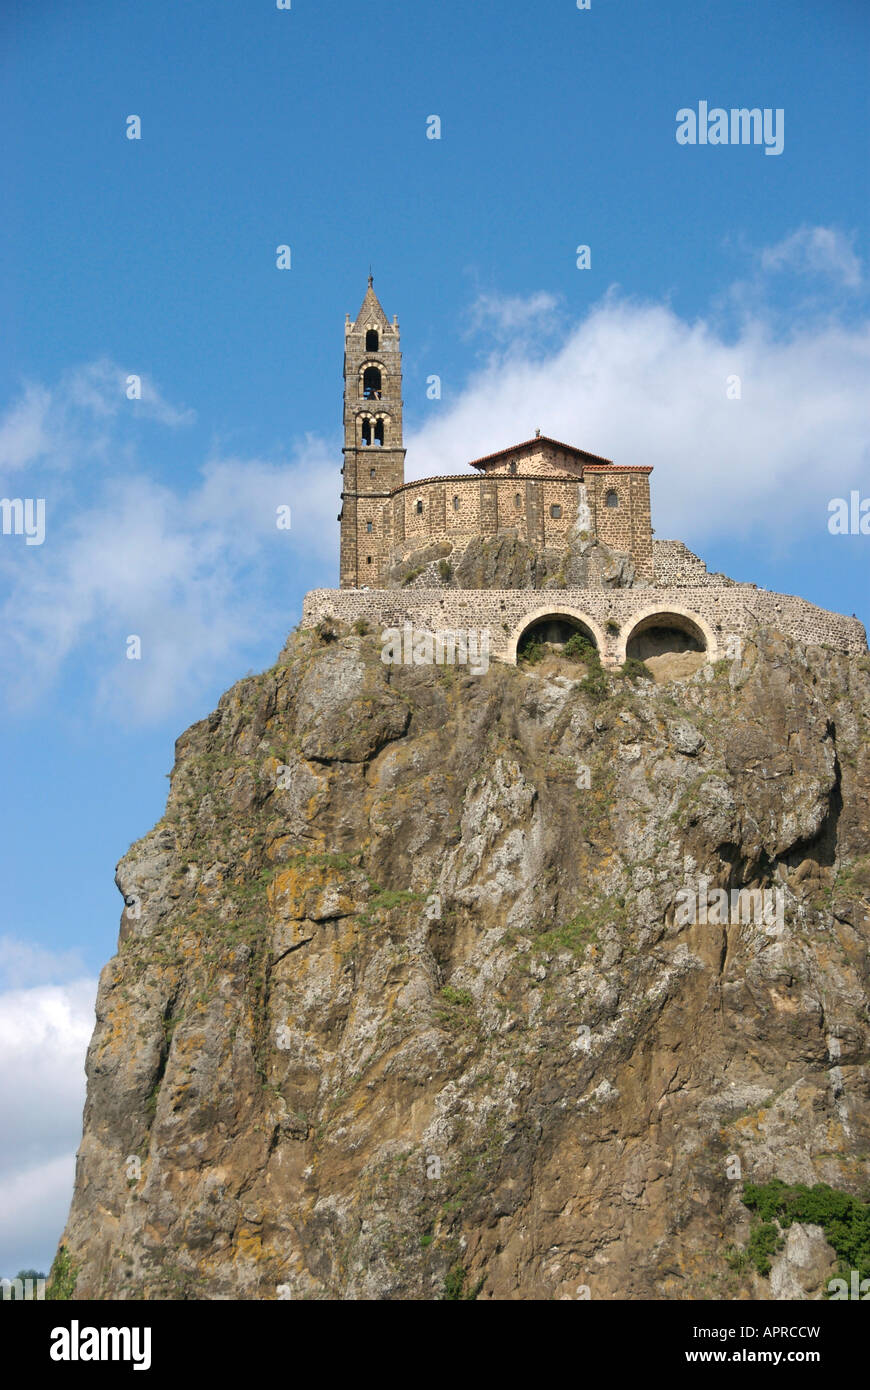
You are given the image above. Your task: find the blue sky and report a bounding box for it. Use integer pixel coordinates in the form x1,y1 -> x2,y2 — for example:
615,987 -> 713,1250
1,0 -> 868,1273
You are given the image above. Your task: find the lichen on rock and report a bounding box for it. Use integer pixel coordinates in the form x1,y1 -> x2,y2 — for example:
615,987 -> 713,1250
56,624 -> 870,1299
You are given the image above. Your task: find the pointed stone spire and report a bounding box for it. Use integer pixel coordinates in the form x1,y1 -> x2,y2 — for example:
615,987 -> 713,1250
352,274 -> 390,330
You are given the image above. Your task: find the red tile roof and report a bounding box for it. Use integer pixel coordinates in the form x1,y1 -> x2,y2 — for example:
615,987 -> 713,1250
583,464 -> 652,473
467,435 -> 614,468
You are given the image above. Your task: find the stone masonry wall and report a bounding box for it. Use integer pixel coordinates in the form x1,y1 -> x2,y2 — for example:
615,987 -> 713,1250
588,471 -> 653,579
477,443 -> 584,477
653,539 -> 736,587
301,583 -> 867,669
386,473 -> 654,578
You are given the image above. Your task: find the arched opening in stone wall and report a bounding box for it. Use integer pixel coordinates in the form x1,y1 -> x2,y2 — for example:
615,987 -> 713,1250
625,611 -> 706,660
365,329 -> 379,352
624,609 -> 709,680
363,366 -> 382,399
516,613 -> 599,666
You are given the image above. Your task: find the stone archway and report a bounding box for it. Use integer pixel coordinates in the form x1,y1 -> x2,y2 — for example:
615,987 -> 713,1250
507,607 -> 607,664
618,605 -> 717,665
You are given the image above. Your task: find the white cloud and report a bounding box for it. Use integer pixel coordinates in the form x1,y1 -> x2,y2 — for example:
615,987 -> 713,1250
63,359 -> 197,427
407,289 -> 870,545
760,225 -> 863,288
189,442 -> 338,552
0,362 -> 340,720
1,232 -> 867,722
0,1151 -> 79,1278
0,384 -> 52,471
0,937 -> 86,990
467,290 -> 561,336
0,360 -> 194,476
0,453 -> 338,720
0,978 -> 95,1276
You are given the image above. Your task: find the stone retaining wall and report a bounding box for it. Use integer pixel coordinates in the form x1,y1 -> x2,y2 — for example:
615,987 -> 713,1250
652,539 -> 736,588
301,584 -> 867,669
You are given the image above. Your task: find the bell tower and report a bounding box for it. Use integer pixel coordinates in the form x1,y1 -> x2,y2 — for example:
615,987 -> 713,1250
339,276 -> 405,588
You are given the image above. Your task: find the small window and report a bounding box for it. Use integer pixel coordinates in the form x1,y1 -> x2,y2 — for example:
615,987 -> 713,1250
362,419 -> 371,446
509,461 -> 517,475
365,329 -> 379,352
366,556 -> 372,564
374,419 -> 384,446
515,493 -> 522,510
366,521 -> 373,533
605,489 -> 618,509
550,504 -> 562,519
370,467 -> 376,477
415,499 -> 423,515
452,495 -> 460,511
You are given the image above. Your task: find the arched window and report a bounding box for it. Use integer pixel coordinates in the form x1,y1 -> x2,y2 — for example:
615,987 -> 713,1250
374,418 -> 385,446
361,418 -> 372,446
605,489 -> 619,508
365,329 -> 379,352
416,498 -> 423,515
363,366 -> 382,399
515,493 -> 522,510
370,467 -> 376,477
550,504 -> 562,519
452,495 -> 460,511
366,521 -> 373,533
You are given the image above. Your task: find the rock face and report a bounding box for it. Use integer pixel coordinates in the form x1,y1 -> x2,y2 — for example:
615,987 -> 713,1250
769,1223 -> 838,1300
59,626 -> 870,1299
386,533 -> 641,591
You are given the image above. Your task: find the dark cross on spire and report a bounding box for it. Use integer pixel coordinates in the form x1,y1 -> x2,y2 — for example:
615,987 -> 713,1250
368,266 -> 373,288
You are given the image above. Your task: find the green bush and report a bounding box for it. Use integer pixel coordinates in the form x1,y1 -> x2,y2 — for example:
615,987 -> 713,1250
45,1246 -> 78,1301
533,913 -> 598,957
580,666 -> 609,702
618,657 -> 653,681
745,1221 -> 783,1276
518,638 -> 546,665
742,1180 -> 870,1283
442,1264 -> 484,1300
563,632 -> 597,663
440,986 -> 473,1008
723,1244 -> 750,1274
